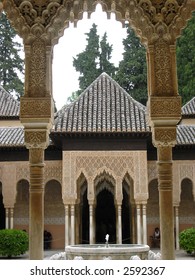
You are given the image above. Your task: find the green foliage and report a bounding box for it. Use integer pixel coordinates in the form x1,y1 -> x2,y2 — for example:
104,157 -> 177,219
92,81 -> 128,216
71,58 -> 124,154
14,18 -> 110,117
115,25 -> 147,105
0,229 -> 28,258
176,12 -> 195,105
179,228 -> 195,255
71,23 -> 116,101
0,12 -> 24,98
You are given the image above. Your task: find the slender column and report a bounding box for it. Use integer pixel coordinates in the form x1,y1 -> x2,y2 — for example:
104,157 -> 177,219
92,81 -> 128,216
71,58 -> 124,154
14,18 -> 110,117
157,146 -> 175,259
142,204 -> 147,245
117,204 -> 122,244
28,148 -> 45,260
10,208 -> 14,229
5,208 -> 9,229
175,206 -> 180,250
65,205 -> 69,247
136,204 -> 141,244
89,204 -> 94,244
70,205 -> 75,245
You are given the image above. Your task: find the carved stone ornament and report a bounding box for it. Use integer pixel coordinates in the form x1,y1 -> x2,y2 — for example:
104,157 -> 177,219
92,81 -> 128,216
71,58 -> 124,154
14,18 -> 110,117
153,126 -> 177,147
3,1 -> 194,45
149,96 -> 181,117
25,129 -> 49,149
20,96 -> 53,118
148,95 -> 182,126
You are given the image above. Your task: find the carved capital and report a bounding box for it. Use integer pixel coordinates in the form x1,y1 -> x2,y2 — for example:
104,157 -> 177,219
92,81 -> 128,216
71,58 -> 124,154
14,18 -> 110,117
25,129 -> 49,149
152,126 -> 177,147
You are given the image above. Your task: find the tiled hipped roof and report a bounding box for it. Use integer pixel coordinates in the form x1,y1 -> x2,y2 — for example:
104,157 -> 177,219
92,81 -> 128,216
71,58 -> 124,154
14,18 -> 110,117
0,86 -> 20,117
0,127 -> 24,146
0,75 -> 194,147
176,126 -> 195,145
182,97 -> 195,116
53,73 -> 149,133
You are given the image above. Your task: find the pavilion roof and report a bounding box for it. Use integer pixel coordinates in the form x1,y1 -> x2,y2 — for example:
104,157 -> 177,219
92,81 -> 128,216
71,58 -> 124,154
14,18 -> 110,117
53,73 -> 149,133
0,86 -> 20,118
182,97 -> 195,117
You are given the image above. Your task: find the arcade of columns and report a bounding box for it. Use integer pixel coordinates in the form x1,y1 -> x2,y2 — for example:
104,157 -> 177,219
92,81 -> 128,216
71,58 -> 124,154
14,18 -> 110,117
1,0 -> 195,260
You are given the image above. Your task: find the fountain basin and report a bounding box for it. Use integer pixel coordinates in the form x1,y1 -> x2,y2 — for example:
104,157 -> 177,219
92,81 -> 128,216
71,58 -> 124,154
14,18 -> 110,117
65,244 -> 150,260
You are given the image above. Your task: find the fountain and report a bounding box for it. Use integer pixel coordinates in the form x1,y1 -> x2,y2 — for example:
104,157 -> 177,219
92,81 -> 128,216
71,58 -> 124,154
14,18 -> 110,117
65,234 -> 150,260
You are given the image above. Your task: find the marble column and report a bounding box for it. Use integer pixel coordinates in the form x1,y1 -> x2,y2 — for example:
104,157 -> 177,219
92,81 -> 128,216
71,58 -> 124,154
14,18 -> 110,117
5,208 -> 9,229
142,204 -> 147,245
65,205 -> 69,247
89,204 -> 94,244
10,208 -> 14,229
117,204 -> 122,244
70,205 -> 75,245
136,204 -> 141,244
175,206 -> 179,250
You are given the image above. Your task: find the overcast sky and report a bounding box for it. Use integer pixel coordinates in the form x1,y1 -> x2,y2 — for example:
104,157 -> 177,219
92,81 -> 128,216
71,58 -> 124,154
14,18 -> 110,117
52,4 -> 127,110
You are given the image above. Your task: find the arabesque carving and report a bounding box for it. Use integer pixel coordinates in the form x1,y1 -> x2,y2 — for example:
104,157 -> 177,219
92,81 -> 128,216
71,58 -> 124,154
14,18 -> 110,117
20,97 -> 52,117
153,127 -> 177,146
29,39 -> 46,96
25,130 -> 49,149
150,96 -> 181,117
3,1 -> 194,45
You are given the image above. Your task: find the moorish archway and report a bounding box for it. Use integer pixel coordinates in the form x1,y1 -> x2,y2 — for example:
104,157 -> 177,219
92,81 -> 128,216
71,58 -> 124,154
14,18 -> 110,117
179,178 -> 195,231
14,179 -> 29,231
44,180 -> 64,249
2,0 -> 195,259
96,186 -> 116,243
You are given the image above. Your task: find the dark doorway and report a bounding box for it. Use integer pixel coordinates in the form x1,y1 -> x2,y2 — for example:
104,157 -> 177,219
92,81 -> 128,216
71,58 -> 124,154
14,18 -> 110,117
96,189 -> 116,243
122,187 -> 131,243
81,188 -> 89,243
0,184 -> 5,229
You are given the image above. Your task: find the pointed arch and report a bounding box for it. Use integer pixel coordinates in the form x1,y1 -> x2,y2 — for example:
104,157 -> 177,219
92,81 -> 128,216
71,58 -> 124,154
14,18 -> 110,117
94,170 -> 116,196
147,179 -> 160,247
179,178 -> 195,231
76,172 -> 89,244
44,179 -> 64,249
14,179 -> 30,230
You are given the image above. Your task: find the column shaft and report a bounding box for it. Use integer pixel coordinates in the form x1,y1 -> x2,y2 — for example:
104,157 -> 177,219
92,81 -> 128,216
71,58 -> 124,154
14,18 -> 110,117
29,148 -> 45,260
117,205 -> 122,244
142,204 -> 147,245
136,204 -> 141,244
89,204 -> 94,244
70,205 -> 75,245
65,205 -> 69,247
175,206 -> 179,250
158,146 -> 175,259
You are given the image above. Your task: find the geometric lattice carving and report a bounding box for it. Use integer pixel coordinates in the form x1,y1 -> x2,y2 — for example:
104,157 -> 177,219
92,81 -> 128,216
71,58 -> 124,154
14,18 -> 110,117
63,151 -> 148,203
180,164 -> 193,180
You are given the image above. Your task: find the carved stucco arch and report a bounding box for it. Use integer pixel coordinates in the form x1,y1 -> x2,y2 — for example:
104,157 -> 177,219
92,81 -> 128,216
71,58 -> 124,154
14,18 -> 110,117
3,1 -> 194,46
180,177 -> 195,203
